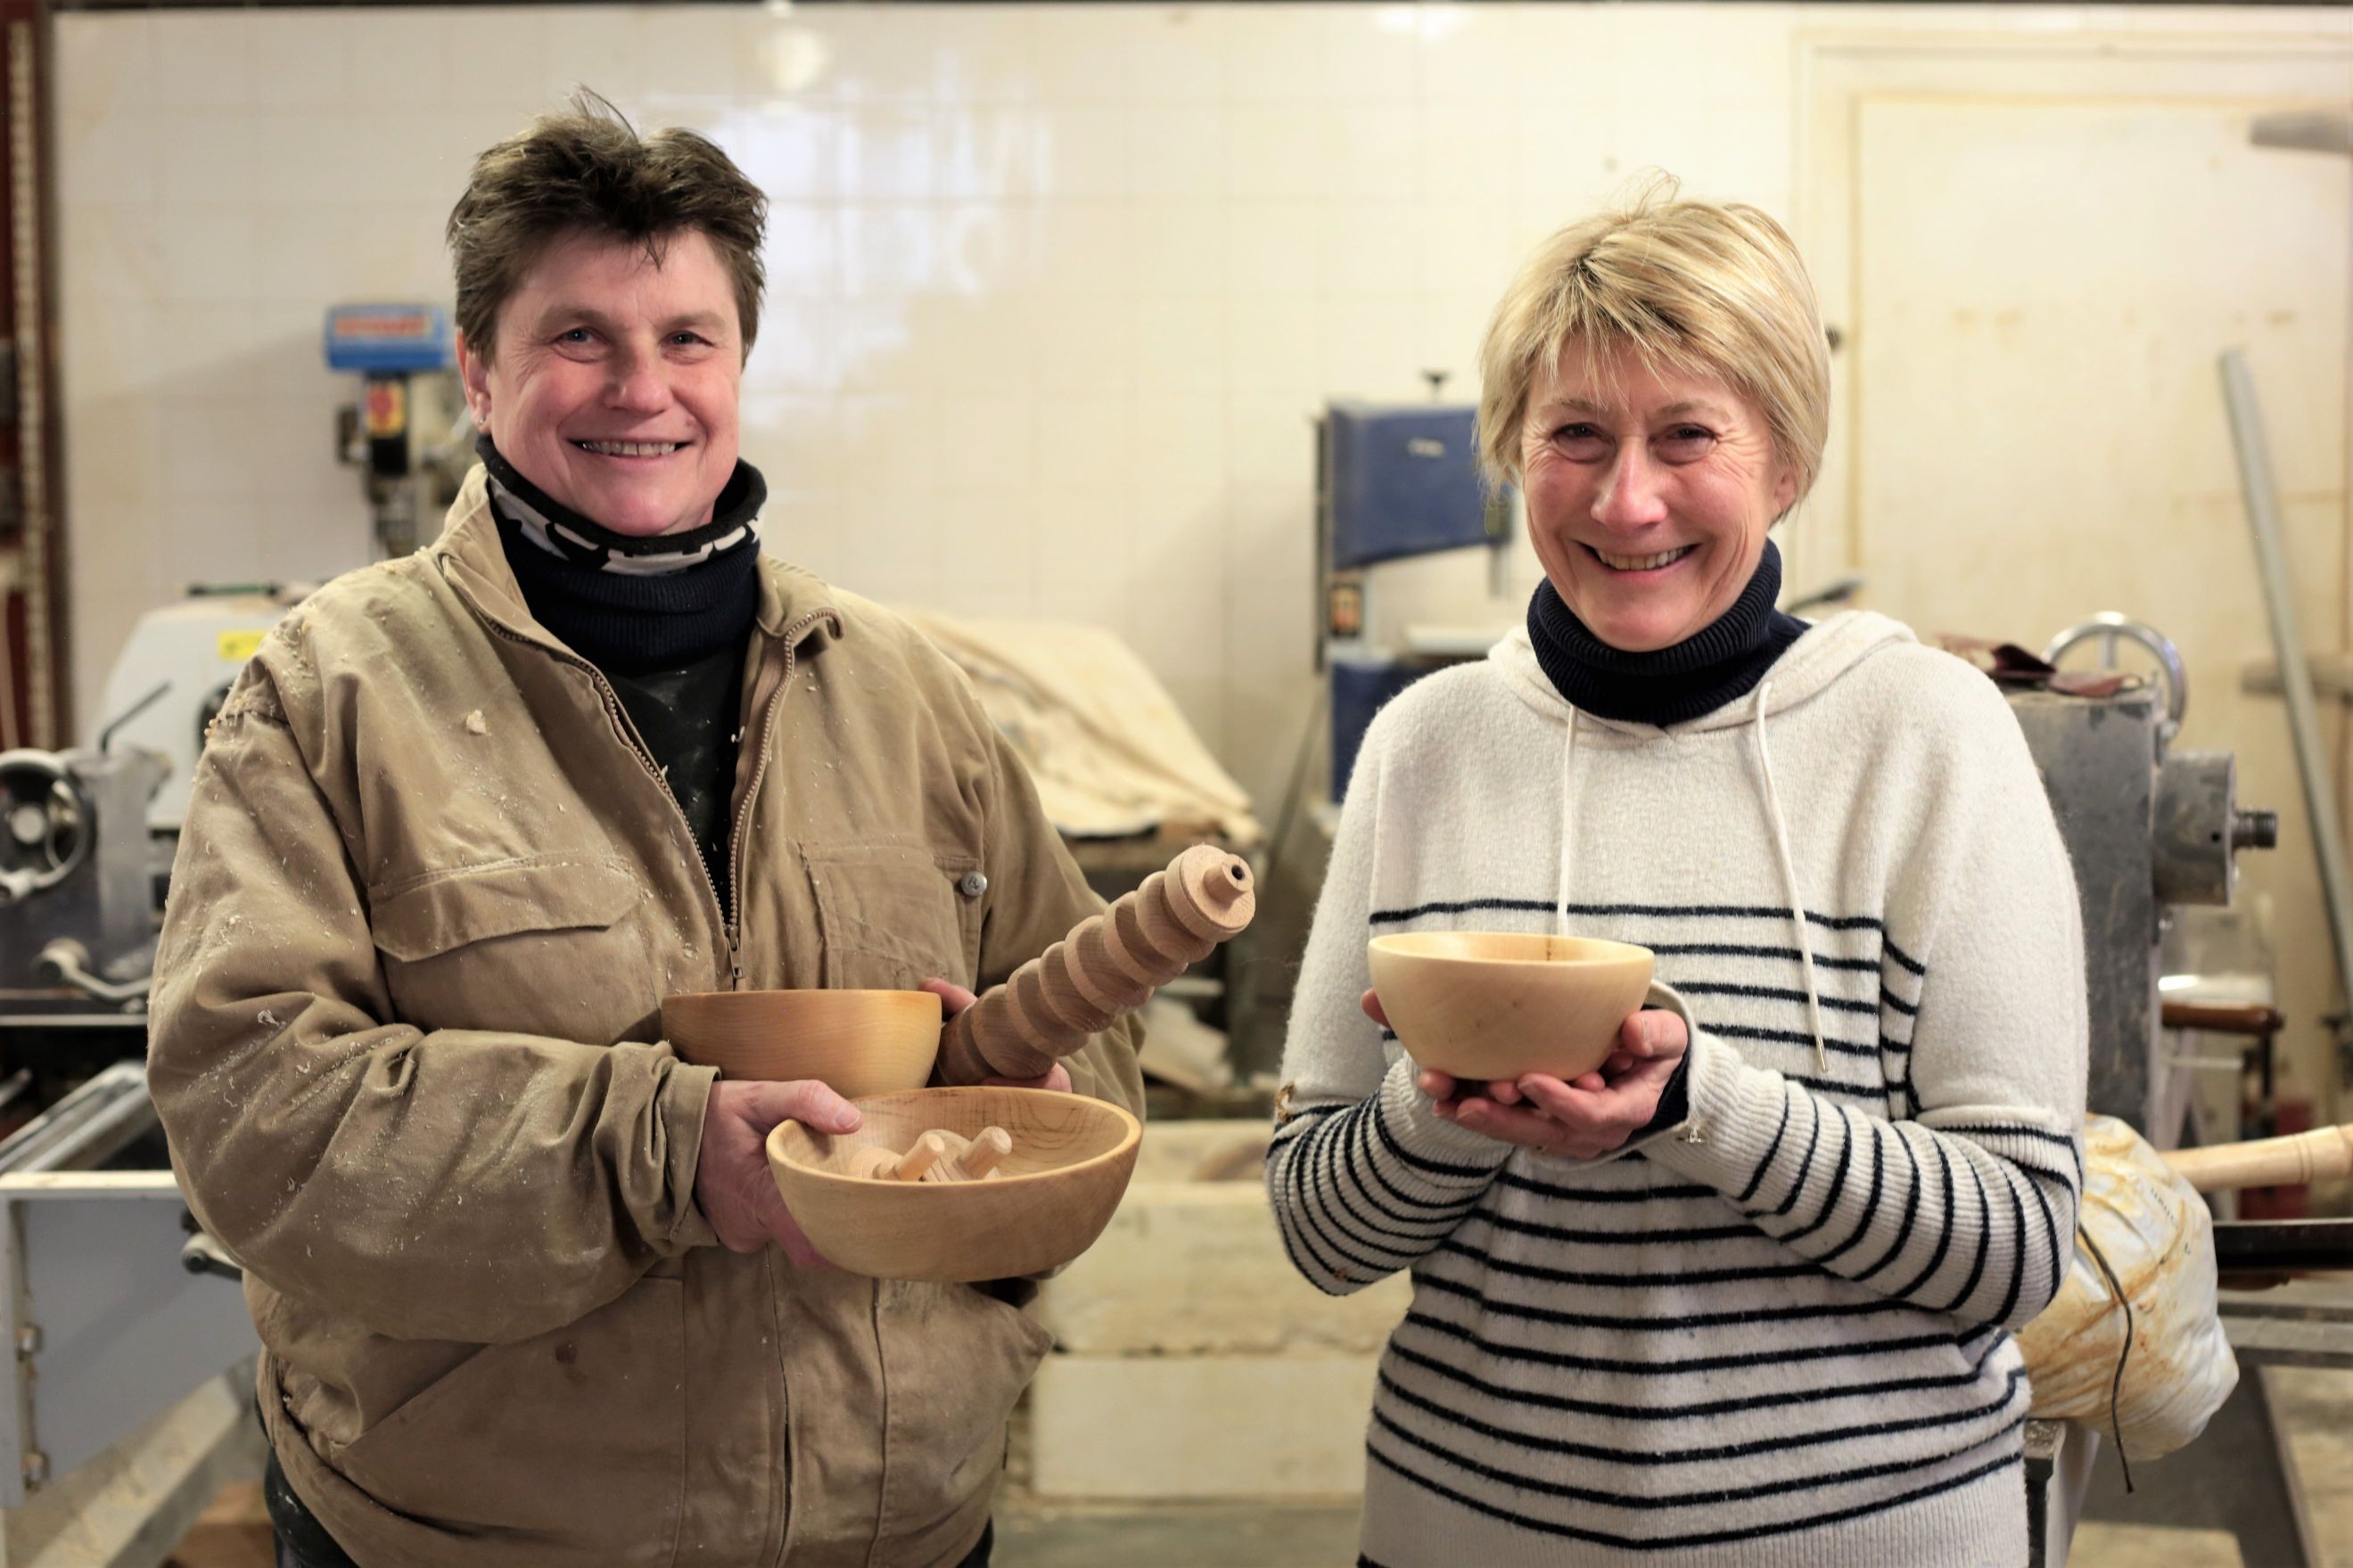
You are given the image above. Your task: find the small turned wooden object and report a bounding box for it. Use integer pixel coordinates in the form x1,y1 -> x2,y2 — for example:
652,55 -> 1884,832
937,844 -> 1256,1083
2161,1121 -> 2353,1194
847,1126 -> 1015,1183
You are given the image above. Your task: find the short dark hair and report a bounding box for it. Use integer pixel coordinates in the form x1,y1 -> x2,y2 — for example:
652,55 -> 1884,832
446,92 -> 768,362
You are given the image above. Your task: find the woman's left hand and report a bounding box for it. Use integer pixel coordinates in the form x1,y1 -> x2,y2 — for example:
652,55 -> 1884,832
919,978 -> 1073,1093
1444,1007 -> 1690,1161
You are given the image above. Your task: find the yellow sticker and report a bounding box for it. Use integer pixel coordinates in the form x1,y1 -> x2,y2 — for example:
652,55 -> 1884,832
218,629 -> 267,662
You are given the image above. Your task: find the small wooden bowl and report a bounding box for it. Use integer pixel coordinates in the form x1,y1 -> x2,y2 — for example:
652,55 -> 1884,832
766,1088 -> 1142,1282
662,989 -> 942,1096
1367,932 -> 1654,1083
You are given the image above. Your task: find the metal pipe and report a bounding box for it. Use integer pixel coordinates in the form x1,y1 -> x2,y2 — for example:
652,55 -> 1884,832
35,939 -> 149,1005
7,21 -> 52,749
2211,1219 -> 2353,1275
0,1062 -> 155,1174
2221,349 -> 2353,1027
95,679 -> 170,753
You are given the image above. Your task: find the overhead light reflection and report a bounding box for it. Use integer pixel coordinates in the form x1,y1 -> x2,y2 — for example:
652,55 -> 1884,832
755,28 -> 828,94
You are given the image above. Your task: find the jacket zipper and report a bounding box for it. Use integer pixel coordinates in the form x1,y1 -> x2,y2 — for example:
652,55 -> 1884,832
447,574 -> 834,990
721,611 -> 833,990
445,563 -> 828,1565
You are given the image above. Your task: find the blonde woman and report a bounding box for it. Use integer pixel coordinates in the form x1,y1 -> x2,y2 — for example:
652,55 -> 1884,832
1268,188 -> 2087,1567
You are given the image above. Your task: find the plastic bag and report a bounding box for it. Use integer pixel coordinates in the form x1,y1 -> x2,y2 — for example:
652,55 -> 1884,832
2014,1115 -> 2238,1461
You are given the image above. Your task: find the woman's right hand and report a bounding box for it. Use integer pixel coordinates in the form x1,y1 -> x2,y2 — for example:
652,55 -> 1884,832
1362,989 -> 1668,1160
695,1079 -> 860,1264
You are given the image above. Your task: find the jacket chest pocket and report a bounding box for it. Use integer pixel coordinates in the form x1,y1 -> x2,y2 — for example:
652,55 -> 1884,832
369,855 -> 654,1040
801,841 -> 979,992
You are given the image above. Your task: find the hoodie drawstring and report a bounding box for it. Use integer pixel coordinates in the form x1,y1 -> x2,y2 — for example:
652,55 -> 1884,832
1554,707 -> 1580,934
1750,679 -> 1828,1071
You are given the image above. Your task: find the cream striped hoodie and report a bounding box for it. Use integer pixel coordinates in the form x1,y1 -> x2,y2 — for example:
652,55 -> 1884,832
1268,610 -> 2088,1568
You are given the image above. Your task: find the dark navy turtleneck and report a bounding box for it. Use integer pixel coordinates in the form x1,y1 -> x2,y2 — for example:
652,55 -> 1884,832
1526,539 -> 1807,726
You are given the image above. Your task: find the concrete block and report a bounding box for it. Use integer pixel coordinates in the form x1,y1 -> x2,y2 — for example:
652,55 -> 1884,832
1041,1181 -> 1411,1355
1028,1354 -> 1376,1500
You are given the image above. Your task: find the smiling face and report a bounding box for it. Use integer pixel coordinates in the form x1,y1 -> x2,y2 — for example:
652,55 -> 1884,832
1518,341 -> 1799,653
457,226 -> 743,538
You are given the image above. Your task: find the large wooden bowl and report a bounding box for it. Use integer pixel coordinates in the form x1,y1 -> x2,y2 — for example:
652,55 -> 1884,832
766,1087 -> 1142,1282
1367,932 -> 1654,1083
662,989 -> 941,1096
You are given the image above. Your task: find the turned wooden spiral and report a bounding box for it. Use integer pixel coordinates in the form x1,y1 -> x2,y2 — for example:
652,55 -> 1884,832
939,843 -> 1256,1082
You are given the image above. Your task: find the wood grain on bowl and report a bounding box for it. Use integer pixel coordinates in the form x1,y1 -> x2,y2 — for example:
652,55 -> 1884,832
662,989 -> 942,1096
1367,932 -> 1653,1083
768,1087 -> 1141,1282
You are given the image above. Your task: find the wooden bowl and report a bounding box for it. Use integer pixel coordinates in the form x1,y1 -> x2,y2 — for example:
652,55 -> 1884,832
662,989 -> 942,1096
766,1087 -> 1142,1282
1367,932 -> 1654,1083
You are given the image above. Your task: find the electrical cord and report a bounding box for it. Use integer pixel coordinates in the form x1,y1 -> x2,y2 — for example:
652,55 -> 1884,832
2077,1228 -> 2137,1494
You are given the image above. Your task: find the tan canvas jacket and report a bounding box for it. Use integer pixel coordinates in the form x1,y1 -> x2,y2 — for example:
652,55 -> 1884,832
148,467 -> 1145,1568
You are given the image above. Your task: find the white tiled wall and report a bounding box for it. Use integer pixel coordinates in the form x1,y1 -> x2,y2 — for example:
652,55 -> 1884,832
53,1 -> 1802,809
45,2 -> 2337,816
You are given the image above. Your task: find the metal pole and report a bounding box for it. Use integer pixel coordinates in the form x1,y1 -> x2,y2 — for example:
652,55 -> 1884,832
7,21 -> 53,749
2220,349 -> 2353,1018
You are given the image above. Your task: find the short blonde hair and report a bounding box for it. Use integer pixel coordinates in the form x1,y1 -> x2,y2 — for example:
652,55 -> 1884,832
1476,181 -> 1831,501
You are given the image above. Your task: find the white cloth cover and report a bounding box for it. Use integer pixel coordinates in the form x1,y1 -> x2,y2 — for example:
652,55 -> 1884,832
899,609 -> 1261,844
2016,1115 -> 2238,1461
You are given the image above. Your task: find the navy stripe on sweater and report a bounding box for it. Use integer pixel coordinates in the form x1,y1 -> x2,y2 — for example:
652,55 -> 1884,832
1369,896 -> 1910,945
1376,1400 -> 2024,1515
1682,981 -> 1881,1015
1377,1362 -> 2031,1470
1386,1335 -> 2028,1442
1365,1424 -> 2021,1550
1650,940 -> 1882,972
1411,1268 -> 1924,1334
1366,897 -> 1930,980
1713,1022 -> 1892,1057
1493,1169 -> 1715,1203
1814,1128 -> 1885,1268
1430,1236 -> 1825,1292
1274,1098 -> 1493,1290
1401,1301 -> 1976,1376
1393,1317 -> 2009,1422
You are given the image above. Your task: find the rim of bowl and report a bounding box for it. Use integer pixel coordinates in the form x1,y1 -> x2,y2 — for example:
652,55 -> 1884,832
766,1088 -> 1143,1191
665,987 -> 943,1011
1368,932 -> 1653,969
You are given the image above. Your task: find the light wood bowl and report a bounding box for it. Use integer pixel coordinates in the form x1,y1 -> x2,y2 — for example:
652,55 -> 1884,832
1367,932 -> 1654,1083
662,989 -> 942,1096
766,1088 -> 1142,1282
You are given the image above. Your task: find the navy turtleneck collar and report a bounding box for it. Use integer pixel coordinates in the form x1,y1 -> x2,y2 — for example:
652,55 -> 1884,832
1526,539 -> 1807,725
480,435 -> 765,677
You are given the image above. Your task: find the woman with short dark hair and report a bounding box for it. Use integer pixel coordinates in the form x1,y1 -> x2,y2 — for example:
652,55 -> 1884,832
150,97 -> 1139,1568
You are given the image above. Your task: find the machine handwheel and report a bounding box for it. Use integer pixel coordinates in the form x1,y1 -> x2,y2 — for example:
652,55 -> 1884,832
2044,614 -> 2189,750
0,751 -> 93,902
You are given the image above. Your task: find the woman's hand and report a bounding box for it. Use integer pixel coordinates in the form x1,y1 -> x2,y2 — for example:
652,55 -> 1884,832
920,978 -> 1073,1093
695,1078 -> 858,1264
1362,990 -> 1689,1160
